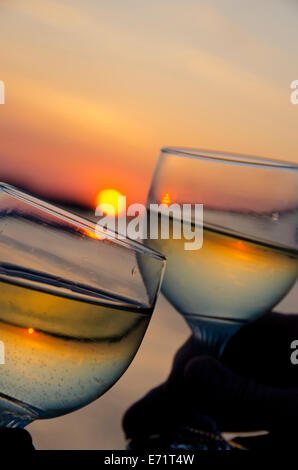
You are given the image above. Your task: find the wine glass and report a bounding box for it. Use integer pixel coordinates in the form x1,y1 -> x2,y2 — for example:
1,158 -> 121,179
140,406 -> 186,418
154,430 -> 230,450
144,147 -> 298,356
0,183 -> 165,428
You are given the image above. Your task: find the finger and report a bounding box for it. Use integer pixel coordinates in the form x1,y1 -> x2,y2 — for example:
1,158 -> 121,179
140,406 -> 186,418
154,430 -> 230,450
122,384 -> 179,439
166,335 -> 198,389
222,312 -> 298,387
122,382 -> 232,453
183,356 -> 298,431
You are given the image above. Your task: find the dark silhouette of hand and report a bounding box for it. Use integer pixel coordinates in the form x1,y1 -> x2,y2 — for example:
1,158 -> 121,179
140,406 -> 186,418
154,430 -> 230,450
123,312 -> 298,450
0,428 -> 34,450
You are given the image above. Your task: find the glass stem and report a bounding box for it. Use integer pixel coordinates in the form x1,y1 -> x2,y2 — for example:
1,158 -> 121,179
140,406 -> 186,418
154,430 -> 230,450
187,317 -> 242,357
0,414 -> 34,428
0,393 -> 39,428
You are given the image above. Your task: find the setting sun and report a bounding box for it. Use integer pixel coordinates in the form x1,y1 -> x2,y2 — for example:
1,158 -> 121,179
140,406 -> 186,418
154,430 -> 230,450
161,193 -> 171,206
95,189 -> 125,216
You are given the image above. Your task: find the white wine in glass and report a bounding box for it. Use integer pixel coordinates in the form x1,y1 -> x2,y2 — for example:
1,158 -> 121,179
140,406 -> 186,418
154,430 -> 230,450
0,183 -> 165,427
145,148 -> 298,355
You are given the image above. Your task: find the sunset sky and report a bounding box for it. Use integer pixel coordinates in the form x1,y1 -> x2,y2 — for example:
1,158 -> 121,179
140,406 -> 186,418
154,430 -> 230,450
0,1 -> 298,450
0,0 -> 298,207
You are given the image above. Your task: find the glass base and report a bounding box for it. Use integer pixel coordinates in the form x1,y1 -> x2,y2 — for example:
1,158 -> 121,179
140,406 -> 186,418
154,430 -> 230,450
0,392 -> 40,428
185,315 -> 243,357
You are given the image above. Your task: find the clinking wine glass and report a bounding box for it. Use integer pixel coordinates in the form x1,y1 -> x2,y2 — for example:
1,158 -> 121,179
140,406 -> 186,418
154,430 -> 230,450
0,183 -> 165,428
144,147 -> 298,356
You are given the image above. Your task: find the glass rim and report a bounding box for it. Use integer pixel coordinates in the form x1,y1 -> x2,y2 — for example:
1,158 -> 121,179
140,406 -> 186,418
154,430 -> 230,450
161,147 -> 298,170
0,182 -> 166,262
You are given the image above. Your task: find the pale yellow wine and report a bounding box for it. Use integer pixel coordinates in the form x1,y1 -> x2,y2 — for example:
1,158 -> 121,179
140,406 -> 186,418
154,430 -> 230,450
146,214 -> 298,327
0,279 -> 150,423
